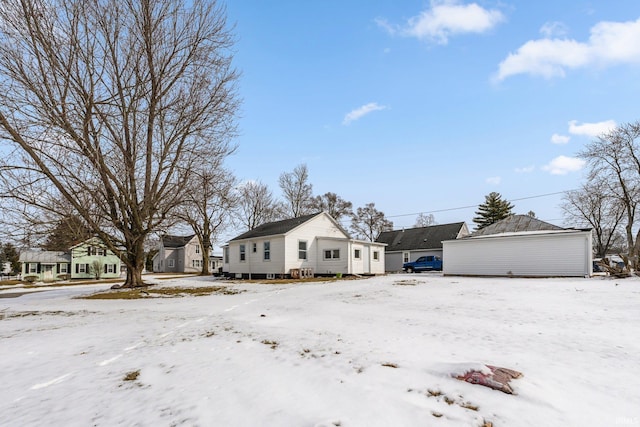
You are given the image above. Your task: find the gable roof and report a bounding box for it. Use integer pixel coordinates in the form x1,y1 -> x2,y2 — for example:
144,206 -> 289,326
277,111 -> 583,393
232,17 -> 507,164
376,222 -> 467,252
162,234 -> 196,248
69,236 -> 108,250
472,215 -> 563,236
19,250 -> 70,263
230,212 -> 333,241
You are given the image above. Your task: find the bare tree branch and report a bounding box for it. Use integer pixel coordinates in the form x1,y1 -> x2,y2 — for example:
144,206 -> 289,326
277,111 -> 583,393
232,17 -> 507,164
0,0 -> 239,286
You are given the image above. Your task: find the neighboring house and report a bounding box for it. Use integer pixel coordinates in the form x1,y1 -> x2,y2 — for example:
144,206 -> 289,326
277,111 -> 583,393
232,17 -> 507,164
1,261 -> 11,274
442,215 -> 592,277
222,212 -> 386,279
153,234 -> 217,274
19,237 -> 121,281
376,222 -> 469,272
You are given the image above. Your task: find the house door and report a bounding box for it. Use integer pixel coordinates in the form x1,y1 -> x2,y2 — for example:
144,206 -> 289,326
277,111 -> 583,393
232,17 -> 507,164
43,265 -> 53,281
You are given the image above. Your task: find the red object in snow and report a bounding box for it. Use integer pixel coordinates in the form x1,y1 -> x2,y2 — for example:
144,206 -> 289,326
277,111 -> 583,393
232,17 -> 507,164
455,365 -> 523,394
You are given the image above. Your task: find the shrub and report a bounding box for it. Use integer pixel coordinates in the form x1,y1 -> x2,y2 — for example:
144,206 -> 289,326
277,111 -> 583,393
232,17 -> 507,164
23,275 -> 39,283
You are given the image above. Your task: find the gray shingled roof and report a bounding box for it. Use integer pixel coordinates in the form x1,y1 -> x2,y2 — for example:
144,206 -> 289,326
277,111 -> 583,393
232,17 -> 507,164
376,222 -> 467,252
230,213 -> 324,241
19,250 -> 70,263
162,235 -> 196,248
472,214 -> 564,236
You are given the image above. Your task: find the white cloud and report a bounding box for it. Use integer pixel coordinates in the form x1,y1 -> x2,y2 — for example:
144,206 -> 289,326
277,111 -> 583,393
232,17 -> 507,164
486,176 -> 501,185
515,165 -> 535,173
540,21 -> 568,38
495,17 -> 640,81
375,18 -> 396,35
550,133 -> 570,144
342,102 -> 387,125
568,119 -> 616,137
377,0 -> 504,45
542,155 -> 586,175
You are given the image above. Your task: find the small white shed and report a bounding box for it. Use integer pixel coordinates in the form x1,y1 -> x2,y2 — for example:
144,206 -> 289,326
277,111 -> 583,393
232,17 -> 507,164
443,229 -> 593,277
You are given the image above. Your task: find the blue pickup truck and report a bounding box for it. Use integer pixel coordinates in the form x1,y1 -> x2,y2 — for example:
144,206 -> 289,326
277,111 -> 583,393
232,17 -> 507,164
403,255 -> 443,273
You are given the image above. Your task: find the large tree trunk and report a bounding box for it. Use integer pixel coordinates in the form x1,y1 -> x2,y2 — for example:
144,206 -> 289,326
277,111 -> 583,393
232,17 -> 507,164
121,236 -> 147,287
201,246 -> 211,275
199,224 -> 211,275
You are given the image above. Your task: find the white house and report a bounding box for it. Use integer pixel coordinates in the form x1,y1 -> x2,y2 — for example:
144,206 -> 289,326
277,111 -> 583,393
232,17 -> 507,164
222,212 -> 386,279
443,215 -> 592,277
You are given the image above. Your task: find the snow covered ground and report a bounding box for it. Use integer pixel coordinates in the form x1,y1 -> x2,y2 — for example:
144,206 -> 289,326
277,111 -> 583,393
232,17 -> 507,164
1,273 -> 639,427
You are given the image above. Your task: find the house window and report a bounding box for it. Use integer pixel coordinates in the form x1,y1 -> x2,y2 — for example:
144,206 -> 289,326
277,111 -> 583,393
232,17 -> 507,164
96,248 -> 105,256
79,263 -> 87,273
354,249 -> 361,260
60,264 -> 68,273
403,252 -> 410,263
240,244 -> 246,261
324,249 -> 340,260
29,263 -> 37,273
168,259 -> 175,268
107,264 -> 115,273
192,259 -> 201,268
298,241 -> 307,260
252,243 -> 257,253
195,245 -> 200,254
264,241 -> 270,261
373,251 -> 379,261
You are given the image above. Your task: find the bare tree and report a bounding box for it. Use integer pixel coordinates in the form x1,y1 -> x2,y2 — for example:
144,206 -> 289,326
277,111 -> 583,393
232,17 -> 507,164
414,213 -> 436,227
235,180 -> 284,231
176,167 -> 236,275
351,203 -> 393,242
309,192 -> 353,222
580,121 -> 640,268
279,164 -> 313,218
90,260 -> 104,280
562,182 -> 625,258
0,0 -> 239,286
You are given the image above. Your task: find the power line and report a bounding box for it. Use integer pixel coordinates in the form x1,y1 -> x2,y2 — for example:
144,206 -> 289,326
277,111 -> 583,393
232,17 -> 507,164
386,190 -> 574,219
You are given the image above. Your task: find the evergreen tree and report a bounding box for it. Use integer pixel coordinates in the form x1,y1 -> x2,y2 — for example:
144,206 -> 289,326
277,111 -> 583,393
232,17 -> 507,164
473,192 -> 514,230
42,215 -> 93,251
2,243 -> 20,274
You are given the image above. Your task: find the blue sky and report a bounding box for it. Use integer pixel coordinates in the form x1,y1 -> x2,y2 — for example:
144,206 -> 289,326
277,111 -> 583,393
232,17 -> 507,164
224,0 -> 640,230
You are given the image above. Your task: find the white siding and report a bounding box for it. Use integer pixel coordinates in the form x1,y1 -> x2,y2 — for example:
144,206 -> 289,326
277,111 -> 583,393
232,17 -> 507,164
183,239 -> 201,273
316,238 -> 349,275
443,231 -> 592,277
228,236 -> 287,276
283,214 -> 348,275
350,243 -> 364,274
369,246 -> 385,274
225,213 -> 386,277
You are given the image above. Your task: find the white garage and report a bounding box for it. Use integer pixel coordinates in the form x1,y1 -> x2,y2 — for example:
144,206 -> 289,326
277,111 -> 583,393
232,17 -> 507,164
443,229 -> 593,277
